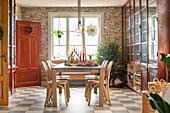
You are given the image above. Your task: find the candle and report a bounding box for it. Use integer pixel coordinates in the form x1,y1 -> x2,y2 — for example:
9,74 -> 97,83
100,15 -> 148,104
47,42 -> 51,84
80,51 -> 81,62
83,51 -> 84,62
85,49 -> 86,62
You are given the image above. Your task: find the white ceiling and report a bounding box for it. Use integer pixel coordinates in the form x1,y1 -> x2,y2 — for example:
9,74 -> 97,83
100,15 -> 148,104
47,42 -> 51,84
16,0 -> 127,7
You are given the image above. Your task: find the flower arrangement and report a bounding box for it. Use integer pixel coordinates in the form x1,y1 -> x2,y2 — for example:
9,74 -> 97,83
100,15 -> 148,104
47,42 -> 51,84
0,26 -> 4,40
25,25 -> 33,34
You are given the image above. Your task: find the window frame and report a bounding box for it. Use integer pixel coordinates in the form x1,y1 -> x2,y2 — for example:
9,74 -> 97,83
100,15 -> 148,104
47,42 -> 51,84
48,12 -> 104,60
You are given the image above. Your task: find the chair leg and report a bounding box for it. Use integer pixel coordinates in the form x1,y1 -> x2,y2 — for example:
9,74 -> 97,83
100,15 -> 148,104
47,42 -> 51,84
106,84 -> 111,105
66,83 -> 70,102
59,87 -> 62,94
46,87 -> 52,106
85,80 -> 88,100
104,86 -> 108,101
94,87 -> 97,94
64,84 -> 68,106
88,83 -> 92,106
67,82 -> 70,98
44,87 -> 49,106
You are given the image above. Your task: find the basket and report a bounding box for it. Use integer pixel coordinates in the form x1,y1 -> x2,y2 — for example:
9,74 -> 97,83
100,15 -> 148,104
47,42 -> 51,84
148,78 -> 170,97
142,86 -> 162,113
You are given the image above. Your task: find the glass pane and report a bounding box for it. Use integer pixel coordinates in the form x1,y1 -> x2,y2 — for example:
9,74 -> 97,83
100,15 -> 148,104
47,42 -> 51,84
53,46 -> 67,59
130,17 -> 134,44
148,2 -> 157,42
135,45 -> 140,62
86,46 -> 98,60
126,20 -> 130,45
126,3 -> 129,19
69,45 -> 82,58
141,44 -> 147,63
85,18 -> 99,46
148,1 -> 157,66
141,0 -> 147,9
53,31 -> 67,45
131,0 -> 134,16
69,18 -> 82,31
135,13 -> 140,44
70,32 -> 82,46
141,8 -> 147,43
127,47 -> 130,61
53,18 -> 66,32
135,0 -> 140,13
131,46 -> 134,61
149,0 -> 155,5
148,42 -> 157,65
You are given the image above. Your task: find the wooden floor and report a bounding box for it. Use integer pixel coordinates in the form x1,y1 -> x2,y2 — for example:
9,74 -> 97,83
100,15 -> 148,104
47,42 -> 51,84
0,86 -> 142,113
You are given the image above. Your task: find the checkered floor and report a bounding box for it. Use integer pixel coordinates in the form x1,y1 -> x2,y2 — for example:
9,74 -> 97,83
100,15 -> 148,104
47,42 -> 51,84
0,86 -> 142,113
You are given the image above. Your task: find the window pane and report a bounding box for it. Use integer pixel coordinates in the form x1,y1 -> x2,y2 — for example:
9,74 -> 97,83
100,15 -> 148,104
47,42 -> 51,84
53,31 -> 67,45
53,46 -> 67,59
86,46 -> 98,60
53,18 -> 66,31
69,32 -> 82,46
70,46 -> 82,54
69,18 -> 82,32
85,18 -> 99,46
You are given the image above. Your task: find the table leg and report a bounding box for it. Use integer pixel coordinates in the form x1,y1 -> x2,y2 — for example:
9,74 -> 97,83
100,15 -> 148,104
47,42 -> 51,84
59,72 -> 62,94
52,68 -> 57,107
99,68 -> 104,107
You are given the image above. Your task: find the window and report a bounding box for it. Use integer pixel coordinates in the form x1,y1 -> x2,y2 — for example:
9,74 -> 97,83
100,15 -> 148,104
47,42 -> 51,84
48,12 -> 103,60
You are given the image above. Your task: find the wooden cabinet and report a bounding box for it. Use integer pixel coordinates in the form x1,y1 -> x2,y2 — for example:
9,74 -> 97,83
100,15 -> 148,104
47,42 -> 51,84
8,0 -> 16,96
140,67 -> 148,90
123,0 -> 158,67
123,0 -> 160,92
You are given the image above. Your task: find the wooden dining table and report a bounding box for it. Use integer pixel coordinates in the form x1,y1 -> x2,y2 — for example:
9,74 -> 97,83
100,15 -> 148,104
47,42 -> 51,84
51,64 -> 105,107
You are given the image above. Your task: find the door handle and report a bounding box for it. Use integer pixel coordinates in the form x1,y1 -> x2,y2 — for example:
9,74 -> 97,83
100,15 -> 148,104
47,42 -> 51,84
2,52 -> 7,62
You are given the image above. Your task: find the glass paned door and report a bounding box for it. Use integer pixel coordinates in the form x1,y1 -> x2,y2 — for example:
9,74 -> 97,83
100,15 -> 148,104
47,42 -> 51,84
148,1 -> 157,66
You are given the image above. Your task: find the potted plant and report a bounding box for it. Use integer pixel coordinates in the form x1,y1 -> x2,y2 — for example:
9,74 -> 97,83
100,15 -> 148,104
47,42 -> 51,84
0,26 -> 4,40
96,39 -> 126,88
87,54 -> 94,60
52,29 -> 64,38
147,92 -> 170,113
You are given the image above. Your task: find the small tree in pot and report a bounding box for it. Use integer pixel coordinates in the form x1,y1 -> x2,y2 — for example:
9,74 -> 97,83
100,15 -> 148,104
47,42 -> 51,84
96,39 -> 126,88
52,29 -> 64,38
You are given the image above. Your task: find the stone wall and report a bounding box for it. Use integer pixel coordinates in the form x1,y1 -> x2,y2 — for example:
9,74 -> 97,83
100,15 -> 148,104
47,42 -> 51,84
20,7 -> 122,85
16,4 -> 22,20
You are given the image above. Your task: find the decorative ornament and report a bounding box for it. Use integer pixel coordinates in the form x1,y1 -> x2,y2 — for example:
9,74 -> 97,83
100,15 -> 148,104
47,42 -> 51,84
25,25 -> 33,34
87,24 -> 97,37
0,26 -> 4,40
114,77 -> 122,85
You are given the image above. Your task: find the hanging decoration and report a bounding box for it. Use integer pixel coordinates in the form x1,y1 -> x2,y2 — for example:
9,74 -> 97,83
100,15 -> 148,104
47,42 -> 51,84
87,24 -> 97,37
0,26 -> 4,40
75,0 -> 85,35
52,18 -> 64,39
25,25 -> 33,34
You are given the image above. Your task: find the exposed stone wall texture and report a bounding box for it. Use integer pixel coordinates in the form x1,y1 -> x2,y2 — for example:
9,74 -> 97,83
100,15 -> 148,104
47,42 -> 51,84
20,7 -> 122,85
16,4 -> 22,20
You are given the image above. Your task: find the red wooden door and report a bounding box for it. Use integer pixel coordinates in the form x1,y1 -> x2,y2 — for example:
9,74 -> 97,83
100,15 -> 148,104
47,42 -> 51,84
16,21 -> 41,87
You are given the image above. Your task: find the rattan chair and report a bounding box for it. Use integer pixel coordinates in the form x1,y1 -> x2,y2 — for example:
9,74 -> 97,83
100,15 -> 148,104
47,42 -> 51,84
42,61 -> 70,107
86,61 -> 113,106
